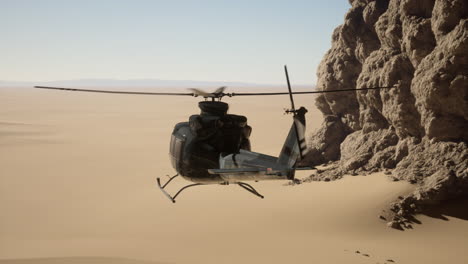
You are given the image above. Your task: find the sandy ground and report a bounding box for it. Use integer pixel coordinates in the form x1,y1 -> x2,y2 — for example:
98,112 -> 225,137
1,86 -> 468,264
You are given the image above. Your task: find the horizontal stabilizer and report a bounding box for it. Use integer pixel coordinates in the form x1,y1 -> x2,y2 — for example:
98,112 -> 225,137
208,168 -> 266,174
294,167 -> 316,170
208,167 -> 315,177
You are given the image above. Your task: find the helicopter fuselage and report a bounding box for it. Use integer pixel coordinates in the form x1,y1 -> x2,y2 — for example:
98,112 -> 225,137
169,101 -> 253,184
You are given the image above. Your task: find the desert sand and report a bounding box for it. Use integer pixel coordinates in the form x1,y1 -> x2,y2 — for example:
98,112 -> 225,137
1,86 -> 467,264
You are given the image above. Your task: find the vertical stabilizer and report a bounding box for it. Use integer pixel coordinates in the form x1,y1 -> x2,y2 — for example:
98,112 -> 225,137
277,65 -> 308,168
277,107 -> 308,167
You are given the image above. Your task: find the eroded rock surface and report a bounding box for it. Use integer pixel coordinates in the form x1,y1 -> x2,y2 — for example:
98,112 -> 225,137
305,0 -> 468,225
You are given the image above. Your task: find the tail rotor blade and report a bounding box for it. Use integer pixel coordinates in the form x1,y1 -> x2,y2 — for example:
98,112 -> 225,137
284,65 -> 296,112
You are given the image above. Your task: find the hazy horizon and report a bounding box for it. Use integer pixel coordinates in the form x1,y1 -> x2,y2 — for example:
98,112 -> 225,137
1,0 -> 350,85
0,77 -> 316,88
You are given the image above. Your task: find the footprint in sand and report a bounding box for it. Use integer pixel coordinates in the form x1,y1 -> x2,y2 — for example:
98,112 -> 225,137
352,249 -> 396,263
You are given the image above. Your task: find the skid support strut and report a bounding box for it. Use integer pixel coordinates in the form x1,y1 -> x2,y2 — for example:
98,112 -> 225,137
237,182 -> 264,199
156,175 -> 265,202
156,174 -> 203,203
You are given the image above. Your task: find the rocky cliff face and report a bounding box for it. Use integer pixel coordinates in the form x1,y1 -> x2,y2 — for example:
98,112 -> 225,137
304,0 -> 468,227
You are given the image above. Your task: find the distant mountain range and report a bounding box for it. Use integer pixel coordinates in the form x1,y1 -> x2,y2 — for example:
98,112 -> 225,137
0,78 -> 298,88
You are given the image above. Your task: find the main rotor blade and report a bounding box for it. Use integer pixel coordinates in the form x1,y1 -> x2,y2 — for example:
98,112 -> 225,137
228,86 -> 395,96
34,86 -> 195,96
187,88 -> 214,97
213,86 -> 227,94
35,85 -> 395,97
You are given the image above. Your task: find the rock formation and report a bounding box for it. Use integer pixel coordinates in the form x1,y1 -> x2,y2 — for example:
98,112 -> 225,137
303,0 -> 468,227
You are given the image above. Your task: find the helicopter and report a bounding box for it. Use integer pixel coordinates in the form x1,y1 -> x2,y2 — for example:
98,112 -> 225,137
35,65 -> 394,203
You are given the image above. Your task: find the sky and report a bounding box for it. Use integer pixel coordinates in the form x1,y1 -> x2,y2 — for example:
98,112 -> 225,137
1,0 -> 350,85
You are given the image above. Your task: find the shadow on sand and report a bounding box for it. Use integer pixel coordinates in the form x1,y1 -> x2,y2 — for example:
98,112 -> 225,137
421,197 -> 468,221
397,197 -> 468,231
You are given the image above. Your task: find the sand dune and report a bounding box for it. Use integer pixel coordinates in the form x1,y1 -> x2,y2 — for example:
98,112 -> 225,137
0,257 -> 166,264
1,87 -> 468,264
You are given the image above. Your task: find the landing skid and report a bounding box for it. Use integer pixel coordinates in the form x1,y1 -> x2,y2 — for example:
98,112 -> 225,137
156,174 -> 264,203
